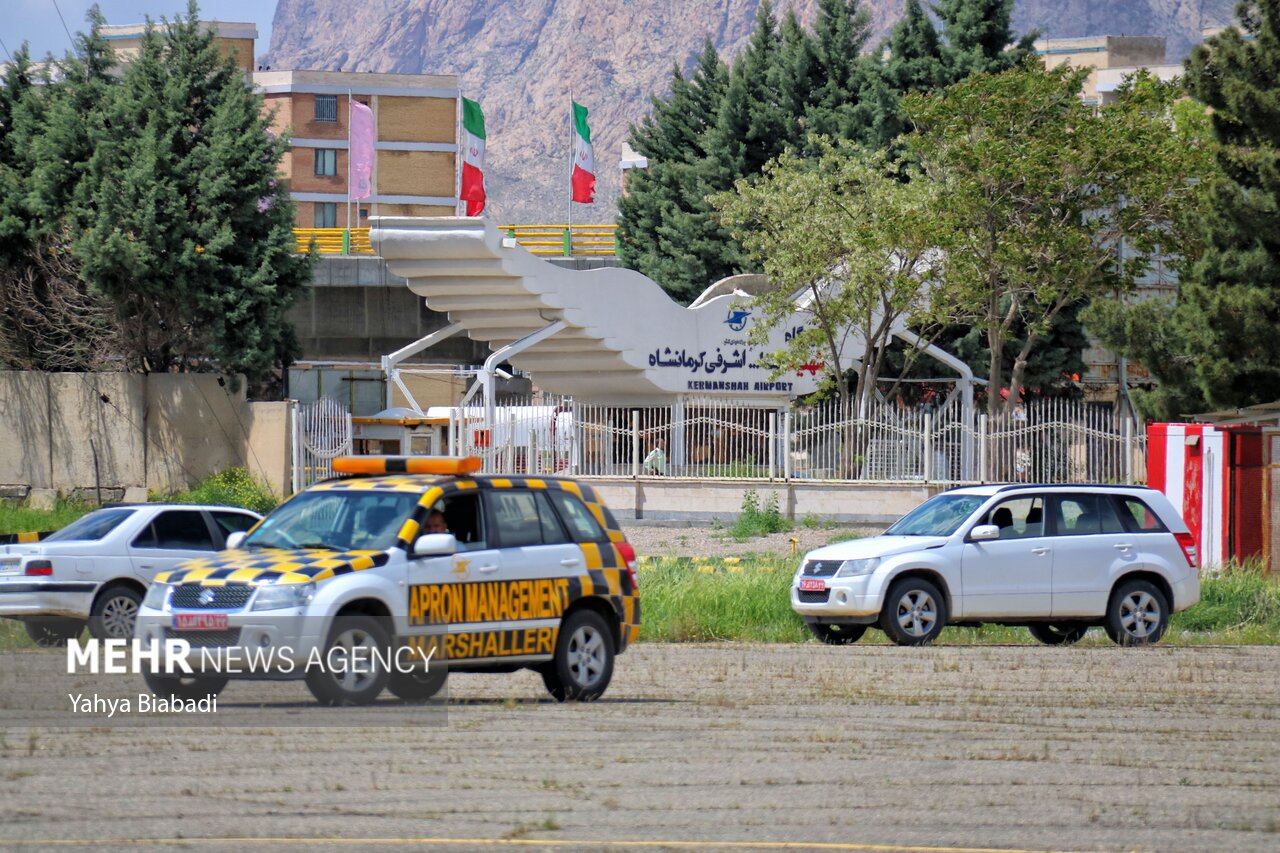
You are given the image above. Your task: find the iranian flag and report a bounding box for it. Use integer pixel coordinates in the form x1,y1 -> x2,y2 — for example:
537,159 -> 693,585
571,100 -> 595,204
460,97 -> 487,216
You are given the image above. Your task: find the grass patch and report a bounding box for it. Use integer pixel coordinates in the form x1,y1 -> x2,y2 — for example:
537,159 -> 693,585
638,557 -> 807,643
638,555 -> 1280,645
0,500 -> 92,536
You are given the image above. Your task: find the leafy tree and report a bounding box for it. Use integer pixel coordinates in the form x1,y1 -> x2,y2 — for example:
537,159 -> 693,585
714,142 -> 943,416
72,3 -> 312,390
904,63 -> 1211,417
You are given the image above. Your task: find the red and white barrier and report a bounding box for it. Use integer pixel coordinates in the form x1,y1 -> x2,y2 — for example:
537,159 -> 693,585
1147,423 -> 1226,569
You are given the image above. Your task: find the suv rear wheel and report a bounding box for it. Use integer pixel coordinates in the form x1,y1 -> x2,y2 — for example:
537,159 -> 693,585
880,577 -> 947,646
1105,579 -> 1169,646
541,609 -> 614,701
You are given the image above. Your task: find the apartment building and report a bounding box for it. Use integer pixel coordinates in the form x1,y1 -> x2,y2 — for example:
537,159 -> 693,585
99,19 -> 258,74
254,70 -> 459,229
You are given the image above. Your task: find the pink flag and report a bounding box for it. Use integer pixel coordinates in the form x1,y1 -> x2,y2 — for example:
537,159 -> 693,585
349,99 -> 374,201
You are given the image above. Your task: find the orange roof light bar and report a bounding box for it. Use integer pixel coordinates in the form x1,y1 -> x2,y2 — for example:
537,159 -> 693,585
331,456 -> 483,476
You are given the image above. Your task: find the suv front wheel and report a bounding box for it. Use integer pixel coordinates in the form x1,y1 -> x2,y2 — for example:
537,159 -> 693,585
305,614 -> 392,705
880,577 -> 947,646
1105,579 -> 1169,646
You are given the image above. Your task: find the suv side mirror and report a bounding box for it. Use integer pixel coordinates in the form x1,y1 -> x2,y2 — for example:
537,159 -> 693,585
969,524 -> 1000,542
413,533 -> 457,557
225,531 -> 247,550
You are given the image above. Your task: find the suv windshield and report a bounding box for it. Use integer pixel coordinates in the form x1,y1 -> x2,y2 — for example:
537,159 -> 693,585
43,508 -> 135,542
245,490 -> 422,552
884,494 -> 986,537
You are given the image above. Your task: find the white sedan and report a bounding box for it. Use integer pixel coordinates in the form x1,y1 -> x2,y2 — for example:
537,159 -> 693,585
0,504 -> 261,645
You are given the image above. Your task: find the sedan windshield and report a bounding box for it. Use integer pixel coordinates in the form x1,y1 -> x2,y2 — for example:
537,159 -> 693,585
245,490 -> 423,552
43,508 -> 135,542
884,494 -> 986,537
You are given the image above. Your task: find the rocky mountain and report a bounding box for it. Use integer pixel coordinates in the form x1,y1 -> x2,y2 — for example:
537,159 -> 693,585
265,0 -> 1236,225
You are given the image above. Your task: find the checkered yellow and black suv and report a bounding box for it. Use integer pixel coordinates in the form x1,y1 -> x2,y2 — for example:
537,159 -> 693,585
134,456 -> 640,706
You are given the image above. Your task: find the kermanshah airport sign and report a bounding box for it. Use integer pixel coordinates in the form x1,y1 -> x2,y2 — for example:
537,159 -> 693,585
370,217 -> 866,402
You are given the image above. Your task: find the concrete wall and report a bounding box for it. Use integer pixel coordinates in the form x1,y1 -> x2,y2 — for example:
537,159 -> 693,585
588,478 -> 939,524
288,257 -> 491,364
0,372 -> 293,501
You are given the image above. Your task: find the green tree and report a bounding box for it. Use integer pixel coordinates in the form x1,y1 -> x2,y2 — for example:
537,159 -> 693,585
72,3 -> 312,390
0,15 -> 123,370
806,0 -> 873,140
1169,0 -> 1280,408
714,142 -> 943,416
935,0 -> 1037,79
904,63 -> 1211,417
884,0 -> 947,94
710,0 -> 789,182
616,40 -> 734,304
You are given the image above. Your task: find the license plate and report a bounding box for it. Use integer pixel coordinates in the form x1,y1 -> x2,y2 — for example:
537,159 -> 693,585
799,578 -> 826,592
174,613 -> 228,630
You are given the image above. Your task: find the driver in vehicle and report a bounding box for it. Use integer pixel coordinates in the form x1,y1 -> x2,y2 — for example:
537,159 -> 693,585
425,510 -> 449,534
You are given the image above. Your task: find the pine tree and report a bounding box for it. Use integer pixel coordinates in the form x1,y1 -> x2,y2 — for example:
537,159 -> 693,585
1173,0 -> 1280,406
885,0 -> 946,93
772,10 -> 821,153
617,40 -> 737,303
935,0 -> 1036,80
72,3 -> 312,389
710,0 -> 788,181
806,0 -> 873,139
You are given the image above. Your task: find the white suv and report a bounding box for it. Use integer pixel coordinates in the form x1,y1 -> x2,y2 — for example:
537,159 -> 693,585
792,485 -> 1199,646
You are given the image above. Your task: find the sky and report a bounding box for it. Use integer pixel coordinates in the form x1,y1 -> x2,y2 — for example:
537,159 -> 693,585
2,1 -> 276,62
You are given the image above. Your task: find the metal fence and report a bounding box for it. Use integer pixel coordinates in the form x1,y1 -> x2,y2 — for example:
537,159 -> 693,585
292,397 -> 353,492
440,395 -> 1146,485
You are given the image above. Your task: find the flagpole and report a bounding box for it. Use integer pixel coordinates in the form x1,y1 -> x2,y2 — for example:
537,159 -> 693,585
346,88 -> 353,231
455,93 -> 463,217
567,92 -> 573,254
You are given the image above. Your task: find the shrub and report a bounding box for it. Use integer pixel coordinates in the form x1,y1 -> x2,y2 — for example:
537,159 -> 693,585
729,490 -> 791,540
170,468 -> 279,515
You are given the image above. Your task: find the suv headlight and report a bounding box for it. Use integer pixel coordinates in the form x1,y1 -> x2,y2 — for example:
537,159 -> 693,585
142,582 -> 172,611
835,558 -> 879,578
251,582 -> 316,611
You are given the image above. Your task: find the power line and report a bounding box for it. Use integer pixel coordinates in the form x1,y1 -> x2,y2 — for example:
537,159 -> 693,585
0,36 -> 14,65
50,0 -> 77,54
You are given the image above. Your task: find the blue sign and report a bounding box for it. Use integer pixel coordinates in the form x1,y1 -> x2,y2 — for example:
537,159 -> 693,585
725,309 -> 751,332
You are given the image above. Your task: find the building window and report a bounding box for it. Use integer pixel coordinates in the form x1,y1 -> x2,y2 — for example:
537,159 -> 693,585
314,149 -> 338,177
314,203 -> 337,228
315,95 -> 337,122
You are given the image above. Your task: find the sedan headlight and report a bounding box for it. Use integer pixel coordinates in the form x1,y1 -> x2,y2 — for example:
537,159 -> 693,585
251,582 -> 315,611
142,582 -> 172,611
834,557 -> 879,578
